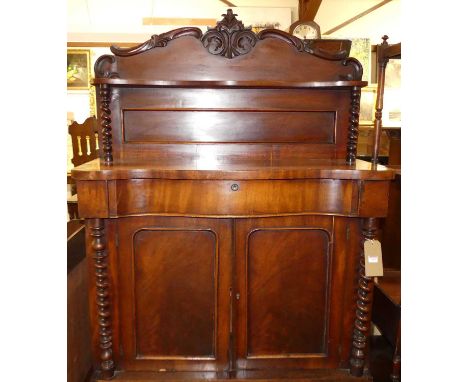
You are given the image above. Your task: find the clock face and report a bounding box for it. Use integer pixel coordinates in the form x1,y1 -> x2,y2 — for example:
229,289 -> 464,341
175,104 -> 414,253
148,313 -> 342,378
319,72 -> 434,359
293,24 -> 319,40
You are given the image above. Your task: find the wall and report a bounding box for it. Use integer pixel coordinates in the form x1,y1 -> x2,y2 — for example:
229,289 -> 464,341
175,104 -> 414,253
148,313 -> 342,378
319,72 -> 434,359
316,0 -> 401,44
68,0 -> 297,42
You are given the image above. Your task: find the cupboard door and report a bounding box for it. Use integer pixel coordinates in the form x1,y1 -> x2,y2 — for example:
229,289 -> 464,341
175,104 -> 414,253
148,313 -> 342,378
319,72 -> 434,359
117,216 -> 231,372
234,215 -> 354,370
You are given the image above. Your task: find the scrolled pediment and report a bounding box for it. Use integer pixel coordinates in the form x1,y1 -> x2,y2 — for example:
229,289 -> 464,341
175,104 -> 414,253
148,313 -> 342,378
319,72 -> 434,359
99,9 -> 363,81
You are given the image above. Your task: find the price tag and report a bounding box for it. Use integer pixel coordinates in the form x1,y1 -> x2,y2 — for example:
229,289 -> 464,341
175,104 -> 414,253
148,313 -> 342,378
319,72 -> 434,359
364,239 -> 383,277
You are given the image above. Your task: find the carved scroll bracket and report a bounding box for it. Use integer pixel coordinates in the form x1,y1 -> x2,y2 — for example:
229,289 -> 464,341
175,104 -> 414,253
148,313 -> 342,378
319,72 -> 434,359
341,57 -> 364,81
94,55 -> 119,79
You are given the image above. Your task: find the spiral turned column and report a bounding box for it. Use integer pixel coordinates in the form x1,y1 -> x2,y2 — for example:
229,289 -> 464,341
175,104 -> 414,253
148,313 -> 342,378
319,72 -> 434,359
99,84 -> 113,164
346,86 -> 361,164
90,218 -> 115,379
350,217 -> 378,377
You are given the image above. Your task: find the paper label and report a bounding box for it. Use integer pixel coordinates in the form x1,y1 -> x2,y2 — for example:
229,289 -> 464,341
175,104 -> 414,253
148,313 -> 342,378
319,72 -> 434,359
364,239 -> 384,277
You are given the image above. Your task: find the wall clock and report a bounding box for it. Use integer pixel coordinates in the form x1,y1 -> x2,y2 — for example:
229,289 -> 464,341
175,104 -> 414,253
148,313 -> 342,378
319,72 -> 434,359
289,20 -> 321,40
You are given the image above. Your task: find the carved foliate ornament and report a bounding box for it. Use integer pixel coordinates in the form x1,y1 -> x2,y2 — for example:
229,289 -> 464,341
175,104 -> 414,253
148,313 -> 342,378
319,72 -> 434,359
201,9 -> 258,59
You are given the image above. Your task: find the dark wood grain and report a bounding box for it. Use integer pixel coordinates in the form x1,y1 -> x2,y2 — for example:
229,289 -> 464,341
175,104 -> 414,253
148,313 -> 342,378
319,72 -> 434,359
381,173 -> 400,269
72,158 -> 395,181
373,269 -> 401,382
95,368 -> 371,381
105,86 -> 356,162
111,178 -> 357,217
123,110 -> 336,144
350,218 -> 378,377
117,216 -> 231,372
73,10 -> 392,380
93,78 -> 366,87
246,228 -> 329,356
133,229 -> 216,358
91,10 -> 365,165
234,216 -> 360,371
347,86 -> 361,164
99,84 -> 113,164
77,180 -> 109,218
68,221 -> 92,382
68,220 -> 85,273
89,218 -> 115,379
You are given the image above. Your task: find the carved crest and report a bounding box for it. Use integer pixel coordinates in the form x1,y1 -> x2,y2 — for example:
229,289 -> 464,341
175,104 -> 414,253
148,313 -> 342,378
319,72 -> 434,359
100,9 -> 363,80
201,9 -> 258,58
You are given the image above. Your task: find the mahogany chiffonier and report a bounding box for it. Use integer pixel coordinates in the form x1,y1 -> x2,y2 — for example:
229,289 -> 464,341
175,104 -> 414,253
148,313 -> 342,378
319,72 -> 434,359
72,10 -> 395,382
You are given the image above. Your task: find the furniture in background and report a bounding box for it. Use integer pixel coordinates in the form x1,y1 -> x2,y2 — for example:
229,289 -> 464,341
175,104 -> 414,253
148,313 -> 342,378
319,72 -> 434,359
69,116 -> 99,168
67,117 -> 99,220
72,10 -> 395,381
357,126 -> 391,159
386,129 -> 401,167
373,270 -> 401,382
371,36 -> 401,382
67,220 -> 93,382
371,36 -> 401,166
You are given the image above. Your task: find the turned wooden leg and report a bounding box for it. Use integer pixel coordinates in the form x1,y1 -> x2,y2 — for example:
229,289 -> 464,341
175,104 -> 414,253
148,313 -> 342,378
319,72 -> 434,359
390,322 -> 401,382
350,217 -> 378,377
90,218 -> 115,379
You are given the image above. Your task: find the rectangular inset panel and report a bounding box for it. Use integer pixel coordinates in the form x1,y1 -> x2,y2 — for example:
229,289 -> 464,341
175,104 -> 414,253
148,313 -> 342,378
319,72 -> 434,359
133,229 -> 216,358
247,228 -> 330,357
123,110 -> 335,144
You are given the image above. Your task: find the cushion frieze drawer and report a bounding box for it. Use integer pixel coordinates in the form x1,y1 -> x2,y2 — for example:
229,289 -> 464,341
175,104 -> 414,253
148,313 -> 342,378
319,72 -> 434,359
110,179 -> 359,217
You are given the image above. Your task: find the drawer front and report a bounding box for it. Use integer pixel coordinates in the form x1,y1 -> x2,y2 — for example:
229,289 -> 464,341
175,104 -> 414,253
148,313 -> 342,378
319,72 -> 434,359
110,179 -> 359,217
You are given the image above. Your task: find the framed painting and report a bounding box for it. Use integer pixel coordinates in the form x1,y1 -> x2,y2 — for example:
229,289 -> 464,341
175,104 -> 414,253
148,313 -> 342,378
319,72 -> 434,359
251,22 -> 280,34
349,38 -> 371,82
67,49 -> 91,90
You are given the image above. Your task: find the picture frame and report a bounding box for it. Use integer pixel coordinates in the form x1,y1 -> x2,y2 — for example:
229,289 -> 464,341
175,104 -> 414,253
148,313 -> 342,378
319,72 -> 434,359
349,38 -> 371,82
251,22 -> 280,34
359,85 -> 377,125
67,49 -> 91,90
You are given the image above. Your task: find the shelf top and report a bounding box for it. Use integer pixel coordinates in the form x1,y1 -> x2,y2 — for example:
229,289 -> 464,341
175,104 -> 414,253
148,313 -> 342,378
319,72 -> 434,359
92,78 -> 368,89
71,158 -> 396,181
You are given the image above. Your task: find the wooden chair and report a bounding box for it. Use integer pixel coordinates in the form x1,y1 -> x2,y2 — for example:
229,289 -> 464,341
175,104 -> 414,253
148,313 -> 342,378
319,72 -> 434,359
371,36 -> 401,382
69,116 -> 99,168
67,117 -> 99,219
